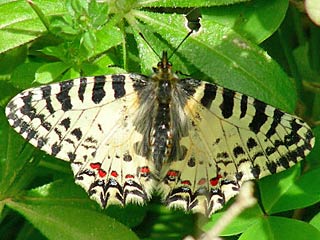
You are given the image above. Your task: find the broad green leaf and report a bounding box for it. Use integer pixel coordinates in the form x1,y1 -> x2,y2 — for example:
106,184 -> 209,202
35,62 -> 72,84
24,179 -> 93,208
202,0 -> 289,43
239,216 -> 320,240
87,24 -> 122,59
24,179 -> 146,228
203,204 -> 263,236
0,0 -> 66,53
7,201 -> 139,240
262,167 -> 320,214
259,166 -> 300,214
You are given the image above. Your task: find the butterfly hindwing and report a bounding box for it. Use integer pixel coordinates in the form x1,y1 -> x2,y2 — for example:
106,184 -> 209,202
158,78 -> 314,216
6,74 -> 157,207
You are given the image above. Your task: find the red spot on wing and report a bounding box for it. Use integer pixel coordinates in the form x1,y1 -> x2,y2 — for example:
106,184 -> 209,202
98,169 -> 106,178
167,170 -> 178,177
90,163 -> 101,169
140,166 -> 150,173
198,178 -> 206,185
125,174 -> 134,179
90,162 -> 106,178
140,166 -> 150,177
111,170 -> 118,178
210,174 -> 222,186
181,180 -> 191,186
166,170 -> 180,181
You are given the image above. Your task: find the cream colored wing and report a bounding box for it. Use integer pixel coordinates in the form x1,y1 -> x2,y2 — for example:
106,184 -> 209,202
6,74 -> 157,207
159,78 -> 314,216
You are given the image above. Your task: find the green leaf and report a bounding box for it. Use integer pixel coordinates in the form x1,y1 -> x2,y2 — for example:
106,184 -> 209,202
310,212 -> 320,232
262,168 -> 320,214
27,0 -> 51,31
24,179 -> 93,208
10,62 -> 44,89
259,166 -> 300,214
239,216 -> 320,240
88,0 -> 109,27
67,0 -> 89,16
202,0 -> 289,43
0,0 -> 66,53
22,179 -> 146,228
7,201 -> 139,240
87,24 -> 122,59
39,24 -> 122,71
203,204 -> 263,236
2,175 -> 143,238
35,62 -> 72,84
60,67 -> 82,81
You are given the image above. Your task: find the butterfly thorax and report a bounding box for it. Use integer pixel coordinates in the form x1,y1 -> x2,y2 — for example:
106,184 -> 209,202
149,51 -> 179,171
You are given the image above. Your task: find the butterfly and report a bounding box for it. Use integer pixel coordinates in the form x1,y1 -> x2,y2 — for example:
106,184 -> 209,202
5,51 -> 315,216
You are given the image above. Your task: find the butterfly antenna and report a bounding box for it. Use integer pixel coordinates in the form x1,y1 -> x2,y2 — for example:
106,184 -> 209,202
139,29 -> 194,61
168,30 -> 193,60
139,32 -> 161,59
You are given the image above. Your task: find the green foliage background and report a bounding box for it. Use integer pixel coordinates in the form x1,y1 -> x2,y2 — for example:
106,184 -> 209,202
0,0 -> 319,239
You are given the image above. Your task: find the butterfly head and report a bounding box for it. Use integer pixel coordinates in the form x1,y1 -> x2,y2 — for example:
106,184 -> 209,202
157,51 -> 172,74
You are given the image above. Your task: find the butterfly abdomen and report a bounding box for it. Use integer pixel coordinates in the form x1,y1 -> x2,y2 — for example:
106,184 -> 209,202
151,79 -> 174,170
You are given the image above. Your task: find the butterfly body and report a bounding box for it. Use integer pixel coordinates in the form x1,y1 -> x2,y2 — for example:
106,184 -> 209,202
6,51 -> 314,216
144,52 -> 190,171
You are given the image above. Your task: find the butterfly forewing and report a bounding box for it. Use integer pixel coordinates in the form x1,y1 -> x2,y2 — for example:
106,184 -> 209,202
6,52 -> 315,217
6,74 -> 157,207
